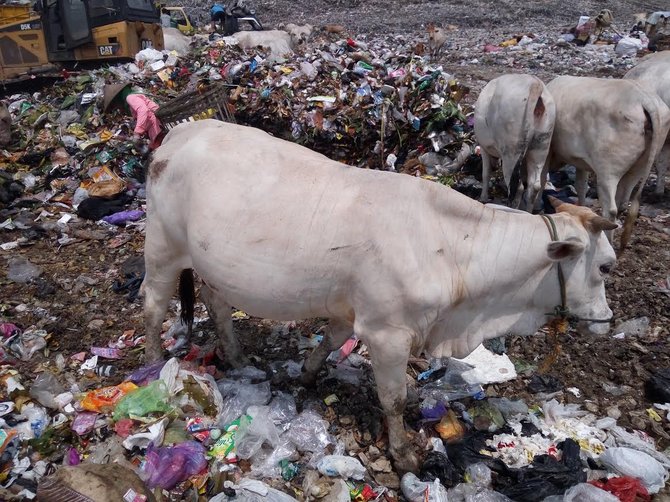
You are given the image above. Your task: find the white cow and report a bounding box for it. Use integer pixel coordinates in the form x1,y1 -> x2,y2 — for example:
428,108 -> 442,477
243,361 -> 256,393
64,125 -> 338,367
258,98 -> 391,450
143,120 -> 616,472
475,74 -> 556,211
624,50 -> 670,195
232,30 -> 294,59
545,76 -> 670,248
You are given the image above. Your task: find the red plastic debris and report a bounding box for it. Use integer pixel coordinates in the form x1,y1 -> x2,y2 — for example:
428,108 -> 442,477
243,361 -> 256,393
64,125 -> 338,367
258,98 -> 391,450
590,476 -> 650,502
114,418 -> 135,438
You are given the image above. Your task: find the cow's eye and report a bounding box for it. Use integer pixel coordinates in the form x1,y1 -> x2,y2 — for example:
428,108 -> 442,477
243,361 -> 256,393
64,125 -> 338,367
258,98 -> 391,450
599,264 -> 612,275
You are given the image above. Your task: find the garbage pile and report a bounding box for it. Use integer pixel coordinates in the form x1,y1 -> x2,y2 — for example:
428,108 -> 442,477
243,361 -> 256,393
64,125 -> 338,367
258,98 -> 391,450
0,313 -> 669,500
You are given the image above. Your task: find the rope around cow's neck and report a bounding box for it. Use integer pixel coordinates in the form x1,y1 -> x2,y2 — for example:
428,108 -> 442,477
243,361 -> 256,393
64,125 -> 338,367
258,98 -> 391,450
541,214 -> 568,319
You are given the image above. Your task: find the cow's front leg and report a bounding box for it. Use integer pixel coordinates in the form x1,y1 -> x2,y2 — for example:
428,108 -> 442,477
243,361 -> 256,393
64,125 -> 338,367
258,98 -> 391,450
200,283 -> 249,368
301,319 -> 353,386
366,330 -> 418,474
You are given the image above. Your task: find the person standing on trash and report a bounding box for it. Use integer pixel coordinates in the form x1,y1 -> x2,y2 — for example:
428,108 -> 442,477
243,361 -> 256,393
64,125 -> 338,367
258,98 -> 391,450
160,8 -> 172,28
210,3 -> 226,31
102,83 -> 164,151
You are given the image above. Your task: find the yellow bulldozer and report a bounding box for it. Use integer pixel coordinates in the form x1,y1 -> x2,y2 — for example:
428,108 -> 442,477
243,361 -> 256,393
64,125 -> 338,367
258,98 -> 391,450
0,0 -> 164,84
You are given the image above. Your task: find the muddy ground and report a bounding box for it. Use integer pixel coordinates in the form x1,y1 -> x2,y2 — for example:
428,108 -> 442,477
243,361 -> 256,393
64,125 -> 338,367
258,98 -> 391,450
2,0 -> 670,498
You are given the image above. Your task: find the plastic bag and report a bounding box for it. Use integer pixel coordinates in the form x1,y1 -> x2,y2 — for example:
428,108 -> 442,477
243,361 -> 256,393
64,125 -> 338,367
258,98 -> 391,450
420,451 -> 460,488
227,366 -> 268,381
401,473 -> 449,502
14,403 -> 48,439
435,409 -> 466,443
268,393 -> 297,426
80,382 -> 138,413
598,447 -> 667,494
142,440 -> 207,490
30,372 -> 65,409
448,483 -> 512,501
541,399 -> 586,425
562,483 -> 618,502
645,368 -> 670,403
420,359 -> 484,402
102,210 -> 144,225
590,477 -> 650,502
209,478 -> 298,501
234,406 -> 280,459
615,36 -> 643,56
488,398 -> 528,420
112,380 -> 172,420
284,409 -> 333,453
317,455 -> 366,480
127,360 -> 166,386
465,463 -> 492,487
249,439 -> 297,479
216,379 -> 272,427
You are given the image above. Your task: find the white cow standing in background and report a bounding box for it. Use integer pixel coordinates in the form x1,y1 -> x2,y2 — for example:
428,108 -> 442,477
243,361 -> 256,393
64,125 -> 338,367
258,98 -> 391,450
624,50 -> 670,195
475,74 -> 556,211
545,76 -> 670,249
142,120 -> 617,472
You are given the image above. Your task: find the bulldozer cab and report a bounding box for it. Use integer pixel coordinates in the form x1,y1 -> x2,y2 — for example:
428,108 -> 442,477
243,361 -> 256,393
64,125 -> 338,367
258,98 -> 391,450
0,0 -> 163,83
41,0 -> 160,61
165,6 -> 194,35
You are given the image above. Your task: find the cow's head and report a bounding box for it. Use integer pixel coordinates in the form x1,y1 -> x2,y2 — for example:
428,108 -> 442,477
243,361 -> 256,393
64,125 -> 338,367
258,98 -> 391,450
545,197 -> 617,335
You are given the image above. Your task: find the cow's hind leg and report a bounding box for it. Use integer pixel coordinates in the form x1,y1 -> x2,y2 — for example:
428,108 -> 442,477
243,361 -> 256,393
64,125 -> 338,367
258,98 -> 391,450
654,142 -> 669,195
364,328 -> 418,473
301,319 -> 353,386
200,283 -> 249,368
143,271 -> 181,363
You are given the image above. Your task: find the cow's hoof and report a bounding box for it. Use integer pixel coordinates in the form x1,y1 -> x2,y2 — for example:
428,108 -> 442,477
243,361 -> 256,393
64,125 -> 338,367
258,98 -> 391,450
392,451 -> 419,475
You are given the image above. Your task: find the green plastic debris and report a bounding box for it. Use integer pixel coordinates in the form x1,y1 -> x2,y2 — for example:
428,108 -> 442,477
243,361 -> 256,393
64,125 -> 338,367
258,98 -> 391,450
112,380 -> 172,421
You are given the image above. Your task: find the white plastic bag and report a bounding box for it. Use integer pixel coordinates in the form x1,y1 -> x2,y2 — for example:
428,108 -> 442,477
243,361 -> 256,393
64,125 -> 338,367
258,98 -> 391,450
209,479 -> 298,502
401,473 -> 449,502
317,455 -> 366,480
599,446 -> 668,494
234,406 -> 280,459
615,37 -> 643,57
563,483 -> 618,502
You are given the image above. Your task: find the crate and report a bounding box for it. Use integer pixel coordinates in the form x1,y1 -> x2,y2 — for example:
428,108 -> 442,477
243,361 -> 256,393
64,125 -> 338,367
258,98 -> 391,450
155,83 -> 236,130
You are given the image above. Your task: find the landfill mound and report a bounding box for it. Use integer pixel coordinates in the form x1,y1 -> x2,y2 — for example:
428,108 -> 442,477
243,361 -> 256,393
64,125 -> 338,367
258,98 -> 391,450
0,12 -> 670,502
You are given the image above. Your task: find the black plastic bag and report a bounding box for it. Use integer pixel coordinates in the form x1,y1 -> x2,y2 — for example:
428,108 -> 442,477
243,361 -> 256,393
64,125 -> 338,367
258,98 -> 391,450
419,451 -> 460,488
645,369 -> 670,403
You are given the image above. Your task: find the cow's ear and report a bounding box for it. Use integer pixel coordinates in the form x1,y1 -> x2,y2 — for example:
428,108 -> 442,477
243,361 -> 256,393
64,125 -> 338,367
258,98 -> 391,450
547,238 -> 585,261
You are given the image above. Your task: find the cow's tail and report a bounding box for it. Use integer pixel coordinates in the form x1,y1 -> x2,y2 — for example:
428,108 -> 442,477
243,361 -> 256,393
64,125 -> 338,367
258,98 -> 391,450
179,269 -> 195,334
621,92 -> 668,251
508,80 -> 546,203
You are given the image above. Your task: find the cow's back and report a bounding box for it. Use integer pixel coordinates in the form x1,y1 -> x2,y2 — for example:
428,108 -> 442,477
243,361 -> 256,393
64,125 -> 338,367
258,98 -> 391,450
147,120 -> 484,321
624,51 -> 670,106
